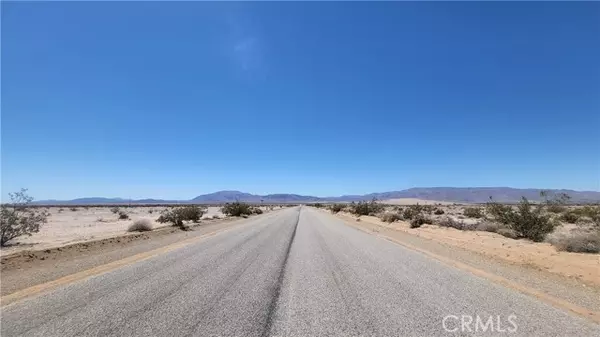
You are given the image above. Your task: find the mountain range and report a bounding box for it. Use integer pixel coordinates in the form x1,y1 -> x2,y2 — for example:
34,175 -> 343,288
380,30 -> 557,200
32,187 -> 600,205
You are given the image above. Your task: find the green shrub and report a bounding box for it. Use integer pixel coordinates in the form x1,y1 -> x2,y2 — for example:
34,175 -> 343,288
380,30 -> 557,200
156,206 -> 204,229
403,204 -> 424,220
221,201 -> 252,217
496,228 -> 519,239
546,204 -> 566,214
486,197 -> 554,242
410,215 -> 429,228
0,189 -> 50,247
349,198 -> 384,216
463,207 -> 483,218
127,219 -> 153,232
329,204 -> 345,214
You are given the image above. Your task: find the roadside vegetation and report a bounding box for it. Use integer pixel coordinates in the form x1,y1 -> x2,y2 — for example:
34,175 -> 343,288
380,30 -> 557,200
0,189 -> 50,247
320,190 -> 599,254
157,205 -> 206,230
127,219 -> 153,232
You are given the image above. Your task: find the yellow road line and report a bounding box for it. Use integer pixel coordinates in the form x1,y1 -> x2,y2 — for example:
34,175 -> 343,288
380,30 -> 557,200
1,226 -> 235,307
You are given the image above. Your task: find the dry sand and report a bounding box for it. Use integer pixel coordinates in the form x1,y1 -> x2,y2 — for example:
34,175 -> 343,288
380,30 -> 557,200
0,206 -> 227,256
337,212 -> 600,287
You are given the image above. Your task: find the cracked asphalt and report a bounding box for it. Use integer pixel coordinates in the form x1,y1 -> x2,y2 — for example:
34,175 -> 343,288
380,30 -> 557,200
2,206 -> 599,336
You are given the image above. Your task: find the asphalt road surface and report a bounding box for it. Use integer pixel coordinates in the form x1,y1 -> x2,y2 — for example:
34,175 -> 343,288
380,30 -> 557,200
2,207 -> 599,336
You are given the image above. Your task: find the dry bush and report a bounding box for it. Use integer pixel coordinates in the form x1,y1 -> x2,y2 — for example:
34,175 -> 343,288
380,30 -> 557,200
0,189 -> 50,246
380,212 -> 402,223
111,207 -> 120,214
403,204 -> 424,220
496,228 -> 519,239
463,207 -> 483,218
476,221 -> 502,233
118,211 -> 130,220
547,231 -> 600,254
410,215 -> 430,228
436,217 -> 467,230
128,219 -> 153,232
560,211 -> 580,224
70,207 -> 78,212
433,208 -> 445,215
252,207 -> 263,215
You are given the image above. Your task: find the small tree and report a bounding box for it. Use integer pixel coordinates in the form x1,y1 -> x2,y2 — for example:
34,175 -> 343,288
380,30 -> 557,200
0,189 -> 50,246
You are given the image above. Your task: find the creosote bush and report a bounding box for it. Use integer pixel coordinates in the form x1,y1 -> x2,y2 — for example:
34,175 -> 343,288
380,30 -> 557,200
221,201 -> 252,217
127,219 -> 153,232
329,204 -> 345,214
486,197 -> 554,242
433,208 -> 445,215
349,198 -> 384,216
118,211 -> 130,220
0,189 -> 50,247
157,205 -> 206,229
410,215 -> 430,228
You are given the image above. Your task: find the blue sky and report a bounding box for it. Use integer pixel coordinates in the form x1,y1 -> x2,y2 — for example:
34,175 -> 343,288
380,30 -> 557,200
2,2 -> 599,200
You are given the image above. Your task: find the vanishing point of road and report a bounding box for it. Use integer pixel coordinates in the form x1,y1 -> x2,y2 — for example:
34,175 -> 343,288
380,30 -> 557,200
2,207 -> 599,336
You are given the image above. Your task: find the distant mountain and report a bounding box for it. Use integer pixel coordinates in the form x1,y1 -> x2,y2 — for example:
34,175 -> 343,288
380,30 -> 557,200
33,187 -> 600,205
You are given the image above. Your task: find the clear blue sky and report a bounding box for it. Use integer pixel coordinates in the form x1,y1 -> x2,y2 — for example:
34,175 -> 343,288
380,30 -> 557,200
2,2 -> 599,200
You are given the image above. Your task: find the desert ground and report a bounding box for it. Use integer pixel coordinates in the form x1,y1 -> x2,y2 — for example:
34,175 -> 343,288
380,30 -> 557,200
0,205 -> 271,256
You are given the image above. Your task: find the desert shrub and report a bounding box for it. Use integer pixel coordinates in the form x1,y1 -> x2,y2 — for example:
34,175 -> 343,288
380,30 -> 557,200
421,205 -> 434,214
560,211 -> 580,224
118,211 -> 129,220
349,198 -> 384,216
463,207 -> 483,218
0,189 -> 50,247
212,215 -> 221,220
403,204 -> 424,220
569,205 -> 600,227
329,204 -> 345,214
221,201 -> 252,217
486,197 -> 554,242
546,204 -> 566,214
307,203 -> 324,208
548,231 -> 600,254
148,209 -> 154,214
157,206 -> 204,229
381,212 -> 402,223
127,219 -> 153,232
476,221 -> 502,233
58,208 -> 64,213
252,207 -> 264,215
436,217 -> 467,230
410,215 -> 430,228
70,207 -> 78,212
434,208 -> 445,215
111,207 -> 120,214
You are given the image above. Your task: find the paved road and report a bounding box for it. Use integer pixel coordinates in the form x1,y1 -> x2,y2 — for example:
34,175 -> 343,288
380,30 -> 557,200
2,207 -> 599,336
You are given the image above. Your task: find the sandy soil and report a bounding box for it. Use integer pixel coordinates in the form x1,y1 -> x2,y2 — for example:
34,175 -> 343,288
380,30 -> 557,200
0,206 -> 229,256
336,212 -> 600,287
